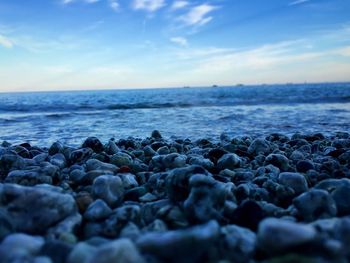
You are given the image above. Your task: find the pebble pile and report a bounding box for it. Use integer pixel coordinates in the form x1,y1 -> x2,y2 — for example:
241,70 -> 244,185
1,131 -> 350,263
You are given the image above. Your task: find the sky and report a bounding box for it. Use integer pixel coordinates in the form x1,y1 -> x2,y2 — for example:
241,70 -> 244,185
0,0 -> 350,91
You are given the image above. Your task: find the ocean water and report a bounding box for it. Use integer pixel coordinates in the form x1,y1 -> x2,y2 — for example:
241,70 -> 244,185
0,83 -> 350,146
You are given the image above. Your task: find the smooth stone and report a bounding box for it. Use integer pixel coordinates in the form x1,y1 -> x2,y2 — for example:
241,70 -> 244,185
289,150 -> 305,161
293,189 -> 337,222
331,185 -> 350,216
69,148 -> 93,164
0,183 -> 77,234
151,153 -> 187,170
141,199 -> 172,225
0,233 -> 45,258
220,224 -> 256,263
125,186 -> 148,201
184,174 -> 235,223
39,240 -> 73,263
118,173 -> 139,189
0,209 -> 14,241
165,165 -> 210,202
87,238 -> 145,263
110,152 -> 133,167
296,160 -> 315,173
265,154 -> 289,171
217,153 -> 242,170
314,178 -> 350,192
47,213 -> 81,242
92,175 -> 124,207
230,200 -> 265,231
49,153 -> 67,169
139,192 -> 158,202
143,219 -> 168,233
257,218 -> 317,254
157,146 -> 170,155
86,159 -> 118,172
248,138 -> 271,155
278,172 -> 308,195
151,130 -> 162,139
5,169 -> 53,186
82,137 -> 104,153
48,142 -> 64,155
119,222 -> 141,241
136,220 -> 220,262
84,199 -> 112,221
187,155 -> 214,170
67,242 -> 97,263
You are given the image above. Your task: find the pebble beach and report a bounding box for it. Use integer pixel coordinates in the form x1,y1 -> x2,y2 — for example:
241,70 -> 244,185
1,130 -> 350,263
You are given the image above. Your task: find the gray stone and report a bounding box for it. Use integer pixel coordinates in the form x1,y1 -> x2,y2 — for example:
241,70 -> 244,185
293,189 -> 337,222
136,220 -> 220,262
118,173 -> 139,189
69,148 -> 93,164
92,175 -> 124,207
86,159 -> 118,172
49,153 -> 67,169
217,153 -> 242,170
331,185 -> 350,216
47,213 -> 81,242
151,153 -> 187,170
84,199 -> 112,221
0,183 -> 77,234
87,238 -> 145,263
187,155 -> 214,170
257,218 -> 317,254
82,137 -> 104,153
248,138 -> 271,155
278,172 -> 308,195
165,165 -> 210,202
184,174 -> 235,223
265,154 -> 289,171
67,242 -> 97,263
110,152 -> 133,167
220,225 -> 256,263
5,168 -> 53,186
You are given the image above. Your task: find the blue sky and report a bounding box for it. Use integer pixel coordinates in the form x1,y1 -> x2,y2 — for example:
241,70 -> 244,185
0,0 -> 350,91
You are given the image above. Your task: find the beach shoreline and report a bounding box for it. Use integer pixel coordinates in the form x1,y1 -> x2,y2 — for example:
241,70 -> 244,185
1,131 -> 350,262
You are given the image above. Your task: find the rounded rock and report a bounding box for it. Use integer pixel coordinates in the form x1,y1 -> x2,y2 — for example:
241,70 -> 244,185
278,172 -> 308,195
92,175 -> 124,207
257,218 -> 317,254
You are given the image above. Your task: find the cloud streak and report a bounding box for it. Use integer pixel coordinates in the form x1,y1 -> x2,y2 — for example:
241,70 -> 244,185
171,1 -> 189,10
170,36 -> 188,46
0,34 -> 13,48
179,4 -> 218,27
132,0 -> 165,12
288,0 -> 311,6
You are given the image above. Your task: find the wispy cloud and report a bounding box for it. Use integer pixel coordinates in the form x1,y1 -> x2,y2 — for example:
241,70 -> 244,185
132,0 -> 165,12
61,0 -> 101,4
109,0 -> 119,11
179,4 -> 218,27
170,36 -> 188,46
288,0 -> 311,6
0,34 -> 13,48
171,1 -> 189,10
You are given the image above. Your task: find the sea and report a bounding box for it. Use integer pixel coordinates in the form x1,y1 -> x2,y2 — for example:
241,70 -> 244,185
0,83 -> 349,146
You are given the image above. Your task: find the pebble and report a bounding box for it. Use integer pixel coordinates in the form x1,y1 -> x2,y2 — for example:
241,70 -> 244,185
0,184 -> 77,234
257,218 -> 317,254
136,220 -> 220,262
92,175 -> 124,207
217,153 -> 242,170
87,238 -> 144,263
293,189 -> 337,221
278,172 -> 308,195
1,133 -> 350,263
84,199 -> 112,221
